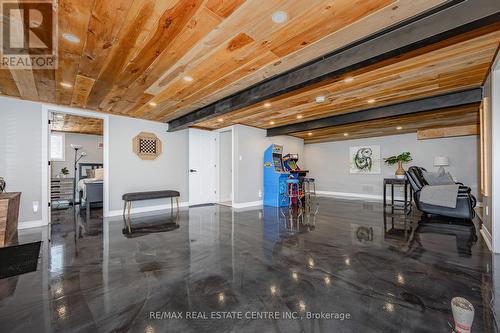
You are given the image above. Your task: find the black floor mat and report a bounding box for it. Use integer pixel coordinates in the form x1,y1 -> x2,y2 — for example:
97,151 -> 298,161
0,241 -> 41,279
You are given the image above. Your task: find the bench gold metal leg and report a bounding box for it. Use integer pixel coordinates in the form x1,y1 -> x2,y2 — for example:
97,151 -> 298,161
127,201 -> 132,218
123,201 -> 127,217
176,197 -> 179,213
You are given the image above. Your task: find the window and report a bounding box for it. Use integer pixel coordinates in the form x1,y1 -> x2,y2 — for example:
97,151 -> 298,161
50,133 -> 65,161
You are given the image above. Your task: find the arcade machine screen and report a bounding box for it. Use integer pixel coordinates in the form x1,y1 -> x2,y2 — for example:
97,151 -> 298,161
273,154 -> 283,172
287,160 -> 298,171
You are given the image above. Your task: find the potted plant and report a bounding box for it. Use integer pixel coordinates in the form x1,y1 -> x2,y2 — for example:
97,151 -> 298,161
60,167 -> 69,178
384,152 -> 412,179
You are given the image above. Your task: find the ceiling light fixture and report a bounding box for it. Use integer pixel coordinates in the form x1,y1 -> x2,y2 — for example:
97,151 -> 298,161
60,82 -> 72,89
367,98 -> 376,104
396,126 -> 403,130
63,33 -> 80,44
344,77 -> 354,83
218,118 -> 224,122
307,132 -> 313,136
149,102 -> 157,107
296,114 -> 303,119
269,121 -> 275,125
343,133 -> 349,137
264,102 -> 272,108
183,76 -> 193,82
315,96 -> 326,103
272,11 -> 288,24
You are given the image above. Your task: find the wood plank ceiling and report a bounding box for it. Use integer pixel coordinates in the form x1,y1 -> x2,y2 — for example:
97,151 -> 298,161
51,113 -> 103,136
197,26 -> 500,131
1,0 -> 447,118
292,104 -> 480,144
1,0 -> 498,144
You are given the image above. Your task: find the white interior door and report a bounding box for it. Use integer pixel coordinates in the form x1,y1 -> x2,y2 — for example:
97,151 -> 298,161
189,129 -> 218,206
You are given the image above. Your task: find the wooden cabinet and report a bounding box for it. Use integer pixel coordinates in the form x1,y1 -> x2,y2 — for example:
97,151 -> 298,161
0,192 -> 21,247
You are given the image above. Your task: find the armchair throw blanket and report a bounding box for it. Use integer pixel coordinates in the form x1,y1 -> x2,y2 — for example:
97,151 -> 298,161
420,184 -> 460,208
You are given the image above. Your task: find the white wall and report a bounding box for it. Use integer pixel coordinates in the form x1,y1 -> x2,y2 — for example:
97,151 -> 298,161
0,96 -> 190,223
233,125 -> 304,204
0,98 -> 43,223
219,130 -> 232,202
108,116 -> 189,212
51,133 -> 103,178
303,133 -> 479,200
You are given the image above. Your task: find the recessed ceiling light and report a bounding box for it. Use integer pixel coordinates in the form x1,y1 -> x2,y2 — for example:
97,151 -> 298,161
183,76 -> 193,82
367,98 -> 376,104
63,33 -> 80,44
272,11 -> 288,24
269,121 -> 275,125
149,102 -> 157,107
315,96 -> 326,103
217,118 -> 224,122
396,126 -> 403,130
296,114 -> 303,119
264,102 -> 272,108
344,77 -> 354,83
60,82 -> 72,88
343,133 -> 349,137
308,132 -> 313,136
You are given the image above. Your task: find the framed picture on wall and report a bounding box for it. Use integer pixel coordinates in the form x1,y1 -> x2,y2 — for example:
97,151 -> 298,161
349,145 -> 381,174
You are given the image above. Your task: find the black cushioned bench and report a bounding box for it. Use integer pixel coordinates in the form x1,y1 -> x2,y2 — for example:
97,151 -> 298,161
122,190 -> 180,217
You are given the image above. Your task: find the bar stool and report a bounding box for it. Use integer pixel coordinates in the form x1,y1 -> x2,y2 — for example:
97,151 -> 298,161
286,178 -> 301,207
303,178 -> 316,196
302,178 -> 318,215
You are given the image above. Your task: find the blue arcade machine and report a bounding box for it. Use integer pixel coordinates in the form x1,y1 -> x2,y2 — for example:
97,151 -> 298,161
263,144 -> 289,207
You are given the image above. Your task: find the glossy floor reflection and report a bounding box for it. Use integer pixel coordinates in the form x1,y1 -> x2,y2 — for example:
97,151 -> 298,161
0,197 -> 497,332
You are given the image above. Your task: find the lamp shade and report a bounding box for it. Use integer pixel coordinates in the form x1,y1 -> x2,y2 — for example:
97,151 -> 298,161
434,156 -> 449,167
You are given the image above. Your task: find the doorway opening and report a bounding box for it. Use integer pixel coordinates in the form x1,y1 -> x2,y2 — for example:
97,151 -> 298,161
49,112 -> 104,221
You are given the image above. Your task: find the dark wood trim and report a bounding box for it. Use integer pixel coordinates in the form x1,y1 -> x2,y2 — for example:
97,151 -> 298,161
167,0 -> 500,131
267,89 -> 483,136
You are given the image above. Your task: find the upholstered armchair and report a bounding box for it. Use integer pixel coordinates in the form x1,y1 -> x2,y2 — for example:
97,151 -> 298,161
406,166 -> 477,220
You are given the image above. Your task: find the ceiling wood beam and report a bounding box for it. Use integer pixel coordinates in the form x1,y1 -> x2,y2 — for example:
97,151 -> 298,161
417,124 -> 479,140
267,88 -> 482,136
167,0 -> 500,131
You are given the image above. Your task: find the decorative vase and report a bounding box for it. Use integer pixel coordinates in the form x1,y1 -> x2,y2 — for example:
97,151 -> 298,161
0,177 -> 5,193
395,161 -> 405,179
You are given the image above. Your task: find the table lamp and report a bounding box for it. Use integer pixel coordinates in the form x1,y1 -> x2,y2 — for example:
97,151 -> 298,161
434,156 -> 449,176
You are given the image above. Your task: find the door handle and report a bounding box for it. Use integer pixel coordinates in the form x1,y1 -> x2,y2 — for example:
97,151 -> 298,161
190,169 -> 198,173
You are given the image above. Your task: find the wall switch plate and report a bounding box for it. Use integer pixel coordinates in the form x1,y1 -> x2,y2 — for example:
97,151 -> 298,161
239,155 -> 243,161
258,190 -> 262,198
32,201 -> 39,213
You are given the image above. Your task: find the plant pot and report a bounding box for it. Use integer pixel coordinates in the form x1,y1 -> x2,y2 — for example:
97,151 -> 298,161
395,160 -> 405,179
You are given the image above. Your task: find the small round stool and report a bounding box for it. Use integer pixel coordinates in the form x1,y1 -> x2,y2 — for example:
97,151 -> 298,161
303,178 -> 316,196
286,178 -> 301,206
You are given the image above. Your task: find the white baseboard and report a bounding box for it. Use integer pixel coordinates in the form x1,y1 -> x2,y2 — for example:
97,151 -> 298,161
107,201 -> 189,217
232,200 -> 263,209
316,190 -> 404,201
18,220 -> 46,230
480,227 -> 493,252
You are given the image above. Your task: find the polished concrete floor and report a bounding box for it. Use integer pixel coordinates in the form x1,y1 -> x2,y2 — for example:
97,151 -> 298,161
0,197 -> 497,332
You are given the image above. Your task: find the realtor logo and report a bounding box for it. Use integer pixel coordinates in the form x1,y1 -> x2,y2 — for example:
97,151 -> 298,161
1,1 -> 57,69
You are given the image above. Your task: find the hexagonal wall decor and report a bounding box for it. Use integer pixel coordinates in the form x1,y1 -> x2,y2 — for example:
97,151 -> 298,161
133,132 -> 162,160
